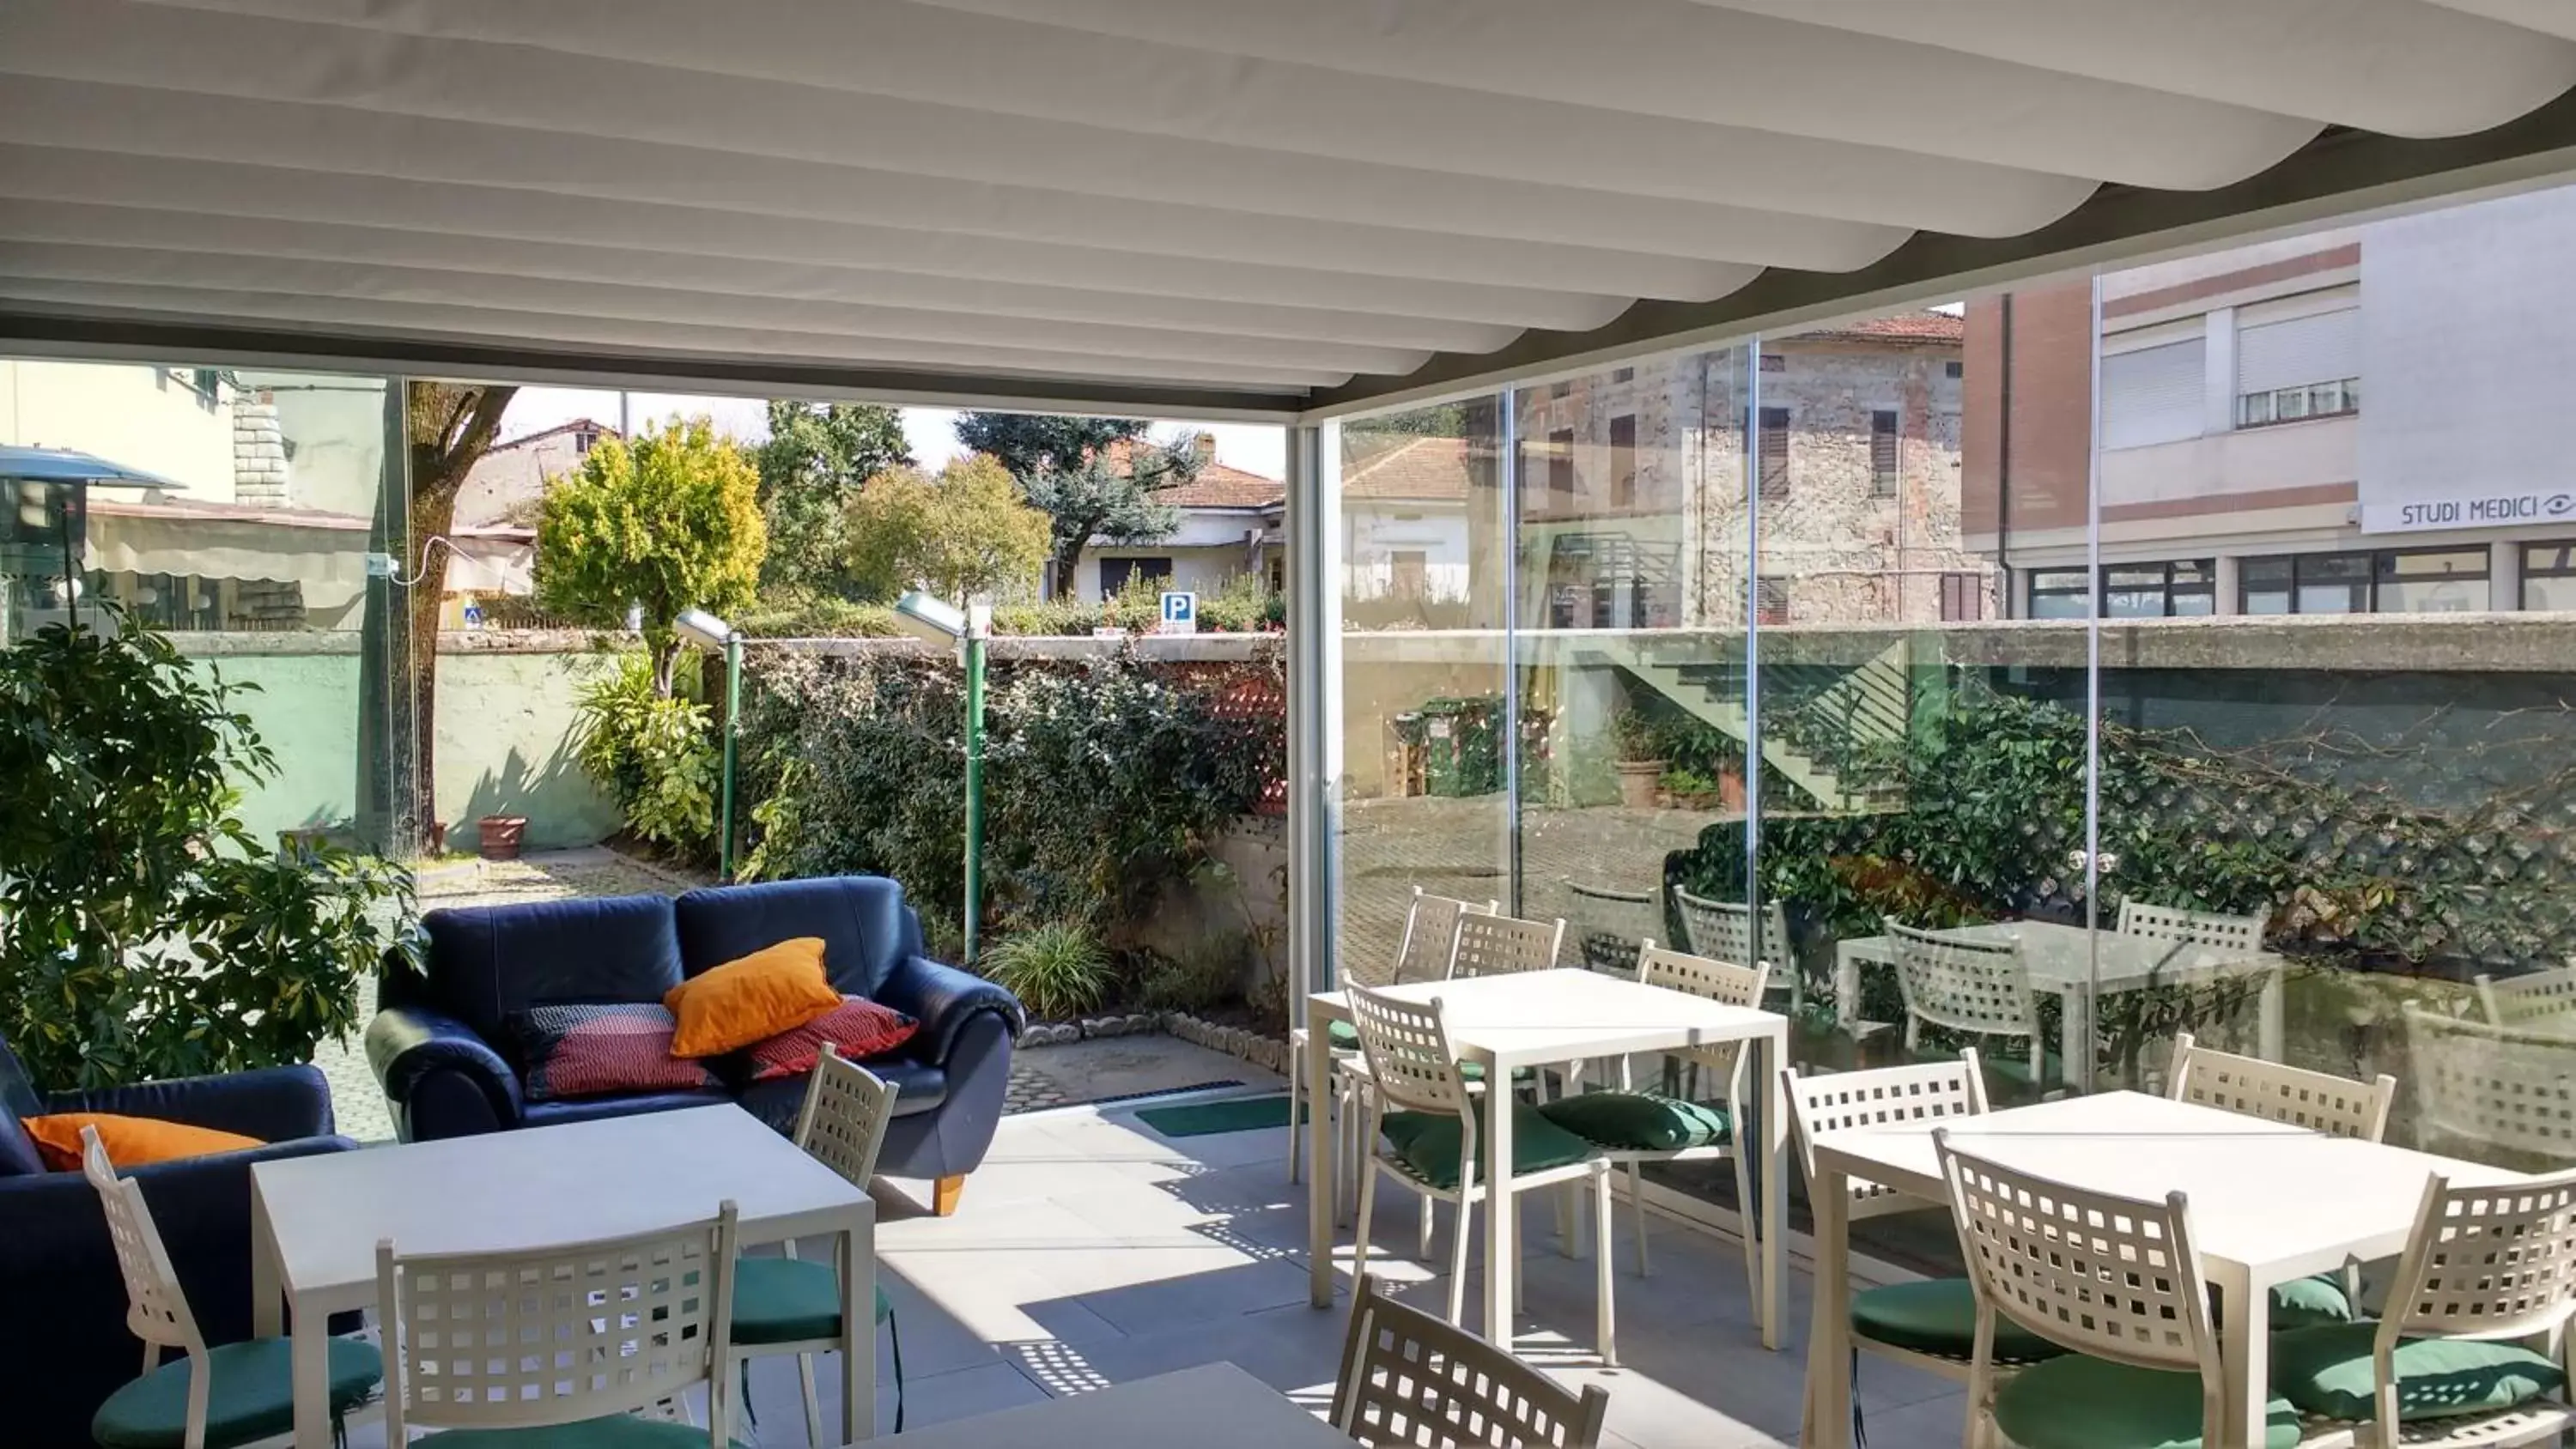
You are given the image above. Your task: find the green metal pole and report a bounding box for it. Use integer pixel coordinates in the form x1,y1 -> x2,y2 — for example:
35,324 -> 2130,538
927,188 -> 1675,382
962,631 -> 987,966
718,634 -> 742,882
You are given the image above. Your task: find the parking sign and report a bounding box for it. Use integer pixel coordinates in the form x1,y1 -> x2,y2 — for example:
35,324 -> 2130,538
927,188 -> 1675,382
1159,590 -> 1196,634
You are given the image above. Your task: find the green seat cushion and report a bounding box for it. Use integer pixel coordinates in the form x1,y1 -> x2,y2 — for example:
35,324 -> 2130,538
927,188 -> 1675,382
418,1417 -> 744,1448
730,1255 -> 895,1346
1995,1353 -> 2301,1449
1535,1090 -> 1730,1152
2270,1322 -> 2567,1423
1326,1018 -> 1360,1049
94,1337 -> 381,1449
1378,1103 -> 1597,1190
2268,1273 -> 2355,1331
1848,1278 -> 2065,1364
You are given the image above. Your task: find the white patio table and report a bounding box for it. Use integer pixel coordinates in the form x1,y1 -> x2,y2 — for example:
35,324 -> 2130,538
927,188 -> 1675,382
1800,1090 -> 2520,1448
251,1104 -> 877,1448
1835,919 -> 2287,1082
1304,967 -> 1790,1350
876,1362 -> 1347,1447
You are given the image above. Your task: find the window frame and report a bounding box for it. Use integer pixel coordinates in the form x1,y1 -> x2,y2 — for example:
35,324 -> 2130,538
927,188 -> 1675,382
2521,540 -> 2576,610
1608,413 -> 1638,508
2235,376 -> 2360,430
1546,427 -> 1577,503
2026,558 -> 2215,618
1757,406 -> 1790,501
2239,546 -> 2491,614
1868,409 -> 1899,497
1098,555 -> 1175,597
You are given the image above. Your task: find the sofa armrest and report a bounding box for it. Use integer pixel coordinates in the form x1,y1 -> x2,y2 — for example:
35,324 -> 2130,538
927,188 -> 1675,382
876,955 -> 1025,1064
365,1005 -> 524,1127
46,1063 -> 337,1141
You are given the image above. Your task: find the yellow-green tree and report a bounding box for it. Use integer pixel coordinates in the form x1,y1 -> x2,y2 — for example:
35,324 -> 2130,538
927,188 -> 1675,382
536,416 -> 766,694
845,453 -> 1051,604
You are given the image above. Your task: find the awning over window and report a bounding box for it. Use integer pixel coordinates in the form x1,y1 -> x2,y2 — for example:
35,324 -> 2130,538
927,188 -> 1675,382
1,0 -> 2572,415
85,500 -> 370,614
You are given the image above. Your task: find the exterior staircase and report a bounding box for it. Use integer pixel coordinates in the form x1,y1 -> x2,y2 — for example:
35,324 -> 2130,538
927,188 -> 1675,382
1589,636 -> 1911,811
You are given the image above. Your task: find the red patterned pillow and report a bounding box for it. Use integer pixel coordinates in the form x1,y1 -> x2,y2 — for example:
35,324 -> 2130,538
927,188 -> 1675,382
745,995 -> 920,1082
509,1003 -> 723,1101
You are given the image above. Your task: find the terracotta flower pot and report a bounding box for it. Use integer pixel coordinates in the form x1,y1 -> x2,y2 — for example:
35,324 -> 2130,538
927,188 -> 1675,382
1613,760 -> 1664,809
1721,770 -> 1748,812
427,820 -> 449,856
477,815 -> 528,861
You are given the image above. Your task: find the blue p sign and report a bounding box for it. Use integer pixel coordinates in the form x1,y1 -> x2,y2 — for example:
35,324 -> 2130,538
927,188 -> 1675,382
1159,590 -> 1197,633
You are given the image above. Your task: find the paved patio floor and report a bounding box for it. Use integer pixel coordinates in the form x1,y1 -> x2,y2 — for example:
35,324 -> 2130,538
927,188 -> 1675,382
334,1092 -> 1967,1447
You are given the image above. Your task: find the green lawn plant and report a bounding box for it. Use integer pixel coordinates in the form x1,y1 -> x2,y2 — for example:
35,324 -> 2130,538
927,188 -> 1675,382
0,612 -> 414,1088
983,921 -> 1111,1022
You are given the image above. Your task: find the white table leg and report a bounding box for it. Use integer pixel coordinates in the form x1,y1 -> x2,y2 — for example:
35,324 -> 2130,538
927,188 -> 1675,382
2058,984 -> 2092,1091
250,1181 -> 283,1339
1834,943 -> 1862,1034
289,1296 -> 329,1449
1305,1018 -> 1338,1308
2258,967 -> 2286,1062
841,1217 -> 878,1442
1760,1027 -> 1786,1351
1481,1052 -> 1516,1348
2219,1265 -> 2270,1447
1803,1161 -> 1851,1449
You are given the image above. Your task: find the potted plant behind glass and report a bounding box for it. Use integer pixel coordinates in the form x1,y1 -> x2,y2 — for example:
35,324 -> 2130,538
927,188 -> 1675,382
1611,706 -> 1665,809
477,815 -> 527,860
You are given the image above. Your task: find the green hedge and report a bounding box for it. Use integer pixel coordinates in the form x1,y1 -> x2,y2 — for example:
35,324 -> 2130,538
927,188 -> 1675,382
735,575 -> 1284,640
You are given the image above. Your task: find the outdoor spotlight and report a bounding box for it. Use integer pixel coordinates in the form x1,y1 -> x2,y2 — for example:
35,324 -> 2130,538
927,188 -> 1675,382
890,590 -> 969,645
674,607 -> 736,652
674,606 -> 744,880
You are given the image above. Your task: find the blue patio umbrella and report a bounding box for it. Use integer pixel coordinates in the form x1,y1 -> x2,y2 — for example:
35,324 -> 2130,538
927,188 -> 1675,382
0,446 -> 186,630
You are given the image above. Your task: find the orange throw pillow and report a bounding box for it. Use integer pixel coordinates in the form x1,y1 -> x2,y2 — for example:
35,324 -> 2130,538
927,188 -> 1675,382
664,937 -> 841,1058
22,1113 -> 262,1172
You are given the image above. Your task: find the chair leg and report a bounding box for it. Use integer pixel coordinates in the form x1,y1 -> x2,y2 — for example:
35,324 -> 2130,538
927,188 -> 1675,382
1728,1148 -> 1761,1305
1286,1051 -> 1303,1184
1446,1191 -> 1473,1328
1629,1160 -> 1651,1277
1593,1166 -> 1619,1368
797,1352 -> 824,1448
1418,1191 -> 1436,1260
886,1307 -> 907,1434
1352,1156 -> 1382,1292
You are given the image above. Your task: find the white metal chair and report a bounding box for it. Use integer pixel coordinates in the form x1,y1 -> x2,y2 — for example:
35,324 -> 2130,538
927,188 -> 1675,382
2117,900 -> 2267,954
1886,919 -> 2051,1090
1935,1132 -> 2301,1449
2170,1032 -> 2398,1329
1782,1053 -> 2054,1418
2278,1167 -> 2576,1447
377,1203 -> 741,1447
1343,982 -> 1617,1361
1674,886 -> 1794,1002
1538,942 -> 1765,1292
1290,887 -> 1495,1188
2407,1005 -> 2576,1169
78,1126 -> 384,1449
1564,876 -> 1659,974
2476,963 -> 2576,1037
1447,912 -> 1567,979
1331,1274 -> 1612,1449
727,1045 -> 902,1444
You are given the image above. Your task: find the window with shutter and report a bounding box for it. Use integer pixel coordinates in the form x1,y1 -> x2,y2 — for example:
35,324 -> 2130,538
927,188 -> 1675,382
2236,306 -> 2360,427
1870,410 -> 1899,496
2100,338 -> 2207,450
1758,407 -> 1790,500
1609,414 -> 1637,507
1548,427 -> 1575,502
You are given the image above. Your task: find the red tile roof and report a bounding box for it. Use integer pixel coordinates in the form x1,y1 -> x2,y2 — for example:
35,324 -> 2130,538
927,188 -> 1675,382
1342,435 -> 1477,501
1783,310 -> 1965,346
1103,437 -> 1285,509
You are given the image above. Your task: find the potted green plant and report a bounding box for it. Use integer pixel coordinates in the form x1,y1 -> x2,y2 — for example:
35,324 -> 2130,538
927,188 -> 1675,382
1611,706 -> 1665,809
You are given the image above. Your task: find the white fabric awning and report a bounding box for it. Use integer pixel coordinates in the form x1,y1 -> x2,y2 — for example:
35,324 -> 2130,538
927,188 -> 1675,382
1,0 -> 2572,412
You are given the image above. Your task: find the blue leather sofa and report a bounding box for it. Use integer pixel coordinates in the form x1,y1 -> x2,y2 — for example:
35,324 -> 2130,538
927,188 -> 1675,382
0,1038 -> 358,1448
365,876 -> 1022,1214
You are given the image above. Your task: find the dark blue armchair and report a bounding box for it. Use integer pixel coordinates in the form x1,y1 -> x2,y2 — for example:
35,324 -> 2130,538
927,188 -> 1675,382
366,876 -> 1023,1216
0,1036 -> 357,1448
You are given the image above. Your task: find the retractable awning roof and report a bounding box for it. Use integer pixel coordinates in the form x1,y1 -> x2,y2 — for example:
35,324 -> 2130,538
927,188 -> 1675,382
3,0 -> 2573,419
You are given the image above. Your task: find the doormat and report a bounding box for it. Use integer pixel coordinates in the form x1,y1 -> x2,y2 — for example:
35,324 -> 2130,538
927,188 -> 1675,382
1003,1067 -> 1245,1116
1133,1093 -> 1305,1138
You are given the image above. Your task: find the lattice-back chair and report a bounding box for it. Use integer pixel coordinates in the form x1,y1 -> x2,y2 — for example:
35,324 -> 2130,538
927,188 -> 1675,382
2478,963 -> 2576,1038
378,1204 -> 740,1447
732,1046 -> 904,1442
1673,886 -> 1794,1003
2116,900 -> 2267,955
1885,919 -> 2050,1091
79,1126 -> 383,1449
1291,888 -> 1495,1192
2409,1005 -> 2576,1170
1937,1133 -> 2238,1449
1448,912 -> 1565,980
2293,1167 -> 2576,1446
1344,984 -> 1616,1358
1564,877 -> 1659,975
1331,1274 -> 1611,1449
2169,1031 -> 2397,1331
1777,1057 -> 2041,1412
1539,943 -> 1765,1289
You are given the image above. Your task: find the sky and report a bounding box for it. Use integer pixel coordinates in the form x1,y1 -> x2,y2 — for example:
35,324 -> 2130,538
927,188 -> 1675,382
500,388 -> 1288,479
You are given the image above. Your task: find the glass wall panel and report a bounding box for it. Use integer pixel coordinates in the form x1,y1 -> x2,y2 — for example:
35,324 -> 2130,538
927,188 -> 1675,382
1333,398 -> 1513,975
0,360 -> 406,851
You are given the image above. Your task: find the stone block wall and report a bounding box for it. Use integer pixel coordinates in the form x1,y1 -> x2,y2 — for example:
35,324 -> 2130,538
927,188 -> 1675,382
232,393 -> 291,506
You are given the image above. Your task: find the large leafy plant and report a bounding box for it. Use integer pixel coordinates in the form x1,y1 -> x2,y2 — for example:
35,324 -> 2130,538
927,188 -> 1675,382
573,652 -> 719,860
0,614 -> 413,1088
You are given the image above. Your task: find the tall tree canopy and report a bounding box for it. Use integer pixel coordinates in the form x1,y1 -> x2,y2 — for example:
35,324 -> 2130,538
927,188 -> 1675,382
754,399 -> 912,598
953,413 -> 1200,596
845,454 -> 1052,604
536,416 -> 767,694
